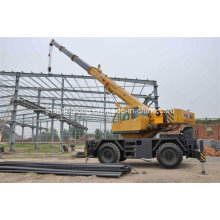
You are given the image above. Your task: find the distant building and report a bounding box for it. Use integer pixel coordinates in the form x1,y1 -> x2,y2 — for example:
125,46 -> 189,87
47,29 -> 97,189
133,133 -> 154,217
163,124 -> 220,141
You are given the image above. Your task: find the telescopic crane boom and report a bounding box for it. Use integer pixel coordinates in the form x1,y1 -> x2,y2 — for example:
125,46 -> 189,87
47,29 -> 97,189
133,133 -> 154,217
49,39 -> 195,139
49,40 -> 148,109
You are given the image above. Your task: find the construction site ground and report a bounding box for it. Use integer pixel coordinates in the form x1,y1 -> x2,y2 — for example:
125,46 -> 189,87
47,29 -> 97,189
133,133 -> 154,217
0,146 -> 219,183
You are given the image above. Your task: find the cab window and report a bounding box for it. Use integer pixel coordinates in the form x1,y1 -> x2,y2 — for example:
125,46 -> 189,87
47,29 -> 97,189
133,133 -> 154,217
131,107 -> 139,119
120,110 -> 129,121
113,113 -> 119,123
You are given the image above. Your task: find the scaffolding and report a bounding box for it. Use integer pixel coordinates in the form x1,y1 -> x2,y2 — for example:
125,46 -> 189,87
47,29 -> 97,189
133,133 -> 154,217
0,71 -> 159,151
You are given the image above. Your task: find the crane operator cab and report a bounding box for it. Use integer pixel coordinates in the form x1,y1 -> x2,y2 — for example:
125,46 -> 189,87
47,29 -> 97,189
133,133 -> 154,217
112,106 -> 195,139
112,105 -> 150,134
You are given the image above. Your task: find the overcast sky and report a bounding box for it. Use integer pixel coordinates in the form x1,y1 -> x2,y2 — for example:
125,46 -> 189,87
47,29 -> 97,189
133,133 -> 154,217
0,38 -> 219,136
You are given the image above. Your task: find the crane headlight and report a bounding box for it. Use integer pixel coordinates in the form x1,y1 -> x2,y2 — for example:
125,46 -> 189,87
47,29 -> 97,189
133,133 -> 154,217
156,111 -> 161,116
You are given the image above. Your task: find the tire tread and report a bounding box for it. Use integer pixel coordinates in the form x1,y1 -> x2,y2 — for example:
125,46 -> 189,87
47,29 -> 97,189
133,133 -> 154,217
98,142 -> 120,163
156,142 -> 183,169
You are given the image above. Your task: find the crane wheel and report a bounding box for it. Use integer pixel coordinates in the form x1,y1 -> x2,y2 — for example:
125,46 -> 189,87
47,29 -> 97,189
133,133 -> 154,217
98,142 -> 120,163
156,142 -> 183,169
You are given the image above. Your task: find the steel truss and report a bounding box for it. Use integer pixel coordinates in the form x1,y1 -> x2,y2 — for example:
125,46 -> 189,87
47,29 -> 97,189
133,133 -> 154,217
0,71 -> 159,151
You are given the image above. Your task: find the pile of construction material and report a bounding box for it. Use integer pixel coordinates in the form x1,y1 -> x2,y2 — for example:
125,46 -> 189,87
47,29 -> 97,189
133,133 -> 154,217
0,161 -> 131,177
197,139 -> 220,157
198,139 -> 220,151
204,146 -> 220,157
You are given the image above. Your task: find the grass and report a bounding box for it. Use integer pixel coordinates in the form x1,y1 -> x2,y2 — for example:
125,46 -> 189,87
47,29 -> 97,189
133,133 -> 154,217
0,143 -> 84,159
2,143 -> 60,153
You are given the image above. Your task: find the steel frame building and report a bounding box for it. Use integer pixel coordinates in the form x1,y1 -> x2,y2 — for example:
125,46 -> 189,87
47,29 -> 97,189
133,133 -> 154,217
0,71 -> 159,152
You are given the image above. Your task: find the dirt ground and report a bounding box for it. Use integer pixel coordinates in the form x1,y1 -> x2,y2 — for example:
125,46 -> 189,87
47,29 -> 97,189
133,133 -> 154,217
0,155 -> 219,183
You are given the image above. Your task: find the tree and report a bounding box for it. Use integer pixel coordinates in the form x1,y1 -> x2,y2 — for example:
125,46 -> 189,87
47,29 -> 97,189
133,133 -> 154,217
95,128 -> 103,139
62,128 -> 70,141
33,129 -> 59,142
106,129 -> 120,139
94,129 -> 119,140
0,124 -> 18,140
196,118 -> 220,124
70,127 -> 85,139
1,128 -> 10,139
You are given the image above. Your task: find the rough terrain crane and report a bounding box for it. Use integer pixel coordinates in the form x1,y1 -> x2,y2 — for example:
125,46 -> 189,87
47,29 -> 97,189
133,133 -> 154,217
49,39 -> 205,169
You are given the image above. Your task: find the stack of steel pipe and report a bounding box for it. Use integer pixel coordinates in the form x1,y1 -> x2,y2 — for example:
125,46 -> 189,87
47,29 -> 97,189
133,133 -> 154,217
0,161 -> 130,177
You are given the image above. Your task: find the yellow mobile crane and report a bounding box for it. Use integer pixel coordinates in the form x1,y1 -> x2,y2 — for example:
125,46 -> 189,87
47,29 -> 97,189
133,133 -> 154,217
49,39 -> 205,168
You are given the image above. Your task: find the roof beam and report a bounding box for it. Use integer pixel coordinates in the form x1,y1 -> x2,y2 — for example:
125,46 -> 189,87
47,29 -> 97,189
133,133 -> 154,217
17,95 -> 123,105
0,71 -> 157,85
0,85 -> 147,98
2,120 -> 48,130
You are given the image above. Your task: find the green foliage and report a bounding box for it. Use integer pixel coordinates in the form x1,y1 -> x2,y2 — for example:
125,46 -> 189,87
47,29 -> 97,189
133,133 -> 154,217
70,127 -> 85,139
95,128 -> 103,139
94,129 -> 119,140
106,130 -> 120,139
62,129 -> 70,140
196,118 -> 220,124
33,129 -> 59,141
2,128 -> 10,139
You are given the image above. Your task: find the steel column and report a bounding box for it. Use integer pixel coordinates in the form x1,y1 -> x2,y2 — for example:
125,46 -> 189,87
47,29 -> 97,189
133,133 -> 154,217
50,100 -> 55,147
100,121 -> 102,140
46,120 -> 48,144
59,77 -> 64,152
85,120 -> 87,143
9,73 -> 20,151
74,114 -> 77,146
21,114 -> 25,143
69,111 -> 71,146
83,118 -> 85,144
79,119 -> 81,145
39,121 -> 42,143
35,90 -> 41,149
31,117 -> 34,144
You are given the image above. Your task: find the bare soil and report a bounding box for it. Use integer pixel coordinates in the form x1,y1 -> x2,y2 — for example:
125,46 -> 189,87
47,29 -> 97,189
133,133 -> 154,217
0,156 -> 219,183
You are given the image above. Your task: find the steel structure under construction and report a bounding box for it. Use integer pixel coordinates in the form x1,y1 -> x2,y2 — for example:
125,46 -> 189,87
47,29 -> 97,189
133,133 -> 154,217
0,71 -> 159,151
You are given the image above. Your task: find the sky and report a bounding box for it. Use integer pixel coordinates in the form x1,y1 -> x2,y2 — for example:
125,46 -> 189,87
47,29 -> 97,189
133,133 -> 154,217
0,38 -> 219,137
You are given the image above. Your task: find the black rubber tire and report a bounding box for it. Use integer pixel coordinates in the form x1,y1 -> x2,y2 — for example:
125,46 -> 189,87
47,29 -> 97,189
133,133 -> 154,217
156,142 -> 183,169
98,142 -> 120,163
